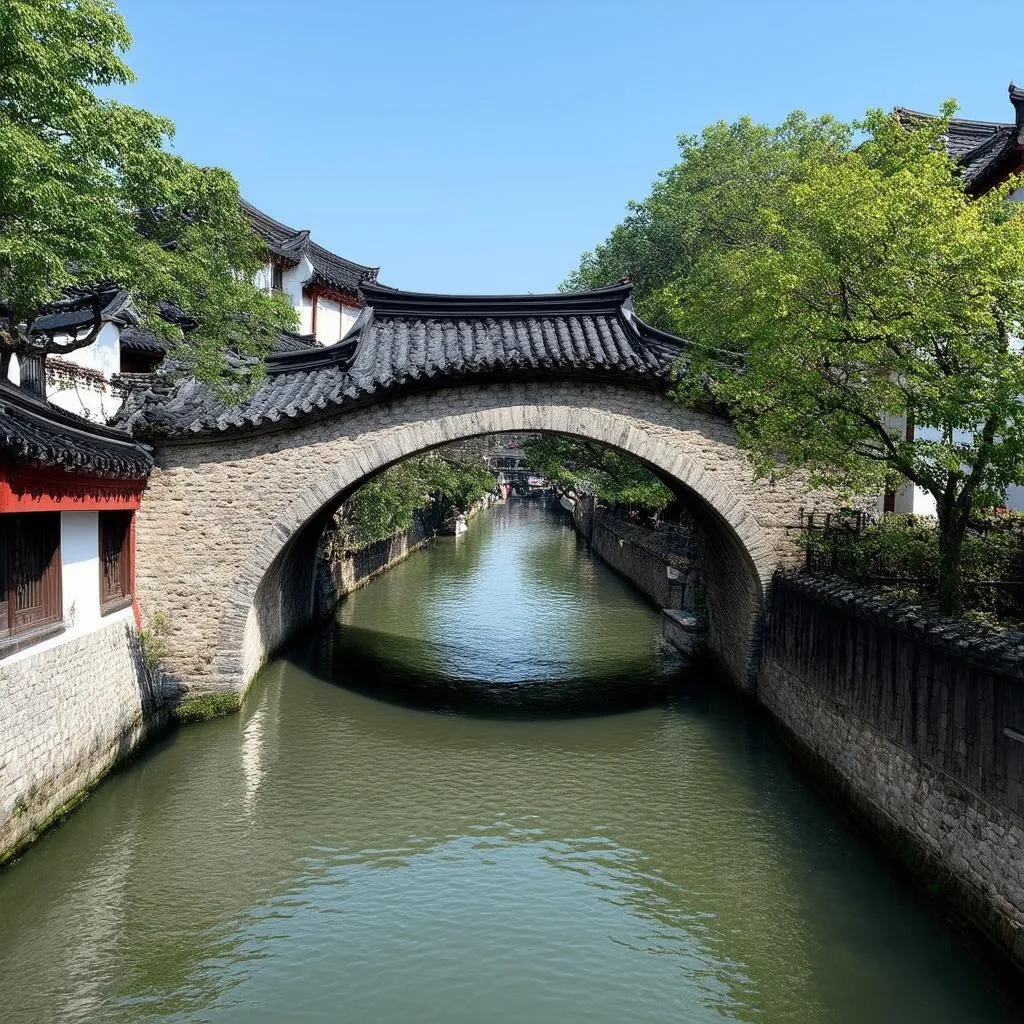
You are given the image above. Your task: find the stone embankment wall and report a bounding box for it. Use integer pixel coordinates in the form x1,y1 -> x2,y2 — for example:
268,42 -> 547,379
761,572 -> 1024,969
0,614 -> 163,864
571,498 -> 686,608
316,494 -> 501,616
317,515 -> 436,614
570,496 -> 709,656
571,497 -> 710,611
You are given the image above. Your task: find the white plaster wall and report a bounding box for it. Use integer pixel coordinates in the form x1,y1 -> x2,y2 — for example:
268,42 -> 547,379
254,263 -> 272,292
884,416 -> 1024,515
340,305 -> 360,340
892,481 -> 937,517
282,258 -> 313,333
61,511 -> 101,630
46,323 -> 122,422
315,297 -> 343,345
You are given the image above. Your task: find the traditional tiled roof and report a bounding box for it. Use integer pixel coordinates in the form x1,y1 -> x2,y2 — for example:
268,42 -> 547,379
241,200 -> 379,296
0,381 -> 152,477
119,325 -> 168,355
27,289 -> 190,357
896,83 -> 1024,194
120,326 -> 319,361
272,330 -> 321,354
31,286 -> 139,335
241,200 -> 311,263
115,282 -> 687,438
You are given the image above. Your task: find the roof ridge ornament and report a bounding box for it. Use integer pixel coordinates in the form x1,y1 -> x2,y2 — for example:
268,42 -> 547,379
1009,82 -> 1024,146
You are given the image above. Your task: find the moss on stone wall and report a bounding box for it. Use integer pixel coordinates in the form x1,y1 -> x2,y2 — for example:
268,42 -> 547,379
172,692 -> 242,723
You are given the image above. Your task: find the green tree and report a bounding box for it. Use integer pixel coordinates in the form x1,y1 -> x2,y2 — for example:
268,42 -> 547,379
564,112 -> 851,332
338,455 -> 496,549
669,105 -> 1024,615
522,436 -> 673,511
0,0 -> 295,390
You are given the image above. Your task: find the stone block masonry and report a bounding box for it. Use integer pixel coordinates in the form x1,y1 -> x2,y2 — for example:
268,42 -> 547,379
760,573 -> 1024,969
137,381 -> 842,702
0,614 -> 164,863
316,515 -> 436,615
572,500 -> 686,608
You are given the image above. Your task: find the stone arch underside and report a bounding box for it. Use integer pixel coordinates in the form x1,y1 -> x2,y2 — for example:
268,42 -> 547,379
135,381 -> 822,704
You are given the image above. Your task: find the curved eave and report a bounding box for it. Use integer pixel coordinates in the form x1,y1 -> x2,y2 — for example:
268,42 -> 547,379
266,307 -> 371,375
0,382 -> 154,477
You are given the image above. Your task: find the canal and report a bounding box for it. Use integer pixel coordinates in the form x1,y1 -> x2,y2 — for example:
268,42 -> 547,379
0,498 -> 1018,1023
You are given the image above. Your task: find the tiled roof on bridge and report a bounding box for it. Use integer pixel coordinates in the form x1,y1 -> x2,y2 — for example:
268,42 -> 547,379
241,200 -> 379,297
114,282 -> 688,438
0,381 -> 153,477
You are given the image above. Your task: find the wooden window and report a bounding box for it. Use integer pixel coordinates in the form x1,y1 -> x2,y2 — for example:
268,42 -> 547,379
271,263 -> 284,292
100,511 -> 133,614
0,513 -> 63,653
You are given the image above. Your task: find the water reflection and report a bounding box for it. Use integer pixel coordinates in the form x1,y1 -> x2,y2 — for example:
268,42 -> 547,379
0,500 -> 1017,1023
310,497 -> 684,712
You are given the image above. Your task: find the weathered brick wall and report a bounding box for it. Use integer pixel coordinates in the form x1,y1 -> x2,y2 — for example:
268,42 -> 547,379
760,573 -> 1024,968
136,381 -> 835,701
0,615 -> 163,862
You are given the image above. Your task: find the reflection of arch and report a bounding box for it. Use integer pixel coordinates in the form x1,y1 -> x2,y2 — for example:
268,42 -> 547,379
174,381 -> 784,699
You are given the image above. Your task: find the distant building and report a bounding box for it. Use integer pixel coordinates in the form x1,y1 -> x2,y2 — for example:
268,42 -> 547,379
883,85 -> 1024,515
2,202 -> 380,423
243,201 -> 379,347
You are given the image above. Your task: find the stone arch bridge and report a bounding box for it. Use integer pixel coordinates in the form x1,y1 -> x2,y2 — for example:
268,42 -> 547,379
122,283 -> 833,705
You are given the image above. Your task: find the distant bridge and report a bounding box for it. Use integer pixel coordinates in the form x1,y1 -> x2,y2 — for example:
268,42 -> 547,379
121,283 -> 835,704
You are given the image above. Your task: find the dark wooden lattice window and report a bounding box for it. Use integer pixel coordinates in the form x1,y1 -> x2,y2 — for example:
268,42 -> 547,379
271,263 -> 284,291
100,511 -> 134,614
0,513 -> 63,652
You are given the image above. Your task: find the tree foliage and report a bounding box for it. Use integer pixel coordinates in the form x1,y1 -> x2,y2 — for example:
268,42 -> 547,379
521,435 -> 672,510
336,456 -> 496,549
0,0 -> 296,389
571,104 -> 1024,615
564,112 -> 851,332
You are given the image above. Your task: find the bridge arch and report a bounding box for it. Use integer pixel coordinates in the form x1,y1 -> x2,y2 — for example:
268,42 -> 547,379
135,379 -> 817,706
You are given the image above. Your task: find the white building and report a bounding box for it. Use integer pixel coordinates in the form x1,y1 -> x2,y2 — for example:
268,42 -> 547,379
886,86 -> 1024,514
4,287 -> 168,424
242,200 -> 378,347
3,203 -> 379,424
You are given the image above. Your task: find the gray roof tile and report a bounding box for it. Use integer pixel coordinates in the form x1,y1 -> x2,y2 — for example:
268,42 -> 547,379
241,200 -> 379,296
116,283 -> 688,439
0,381 -> 152,477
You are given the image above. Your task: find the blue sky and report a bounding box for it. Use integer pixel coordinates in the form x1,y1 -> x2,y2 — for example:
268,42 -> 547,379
118,0 -> 1018,294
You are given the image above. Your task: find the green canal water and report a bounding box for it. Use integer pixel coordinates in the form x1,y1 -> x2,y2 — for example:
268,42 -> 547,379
0,499 -> 1018,1023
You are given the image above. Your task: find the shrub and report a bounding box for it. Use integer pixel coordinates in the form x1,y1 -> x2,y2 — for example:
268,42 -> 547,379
802,514 -> 1023,620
